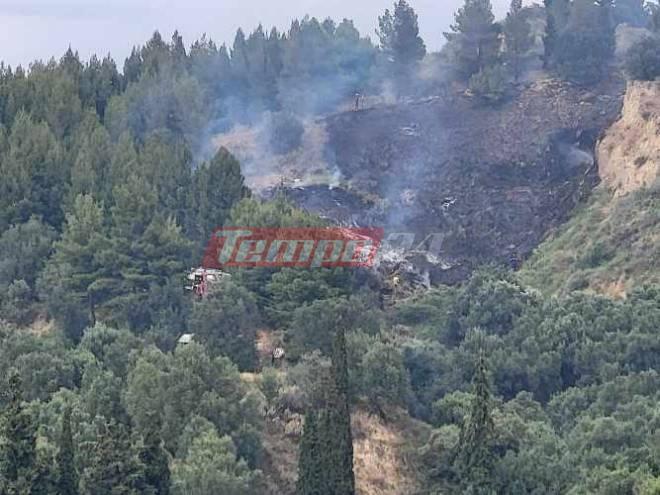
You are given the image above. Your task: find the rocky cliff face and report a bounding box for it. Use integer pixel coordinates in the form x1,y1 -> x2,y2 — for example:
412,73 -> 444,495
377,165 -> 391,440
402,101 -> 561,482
597,81 -> 660,197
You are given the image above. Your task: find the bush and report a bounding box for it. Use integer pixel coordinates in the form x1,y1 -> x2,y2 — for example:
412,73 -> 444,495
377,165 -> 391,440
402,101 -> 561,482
468,65 -> 508,104
625,36 -> 660,81
265,112 -> 304,155
554,29 -> 614,85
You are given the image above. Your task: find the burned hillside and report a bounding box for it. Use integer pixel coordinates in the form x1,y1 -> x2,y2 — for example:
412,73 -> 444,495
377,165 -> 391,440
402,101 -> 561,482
282,76 -> 626,284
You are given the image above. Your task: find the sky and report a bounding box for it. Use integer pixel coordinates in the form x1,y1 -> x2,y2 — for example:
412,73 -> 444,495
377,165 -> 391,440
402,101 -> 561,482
0,0 -> 513,69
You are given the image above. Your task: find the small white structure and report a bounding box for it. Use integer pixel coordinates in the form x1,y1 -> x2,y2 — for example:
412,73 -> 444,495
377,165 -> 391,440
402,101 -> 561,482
178,333 -> 195,345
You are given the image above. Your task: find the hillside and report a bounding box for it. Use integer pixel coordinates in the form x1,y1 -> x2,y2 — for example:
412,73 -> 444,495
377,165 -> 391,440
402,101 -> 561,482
217,76 -> 625,285
521,81 -> 660,296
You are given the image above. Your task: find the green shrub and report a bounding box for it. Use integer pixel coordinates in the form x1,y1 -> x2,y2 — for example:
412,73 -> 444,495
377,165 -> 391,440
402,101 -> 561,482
469,65 -> 508,104
625,36 -> 660,81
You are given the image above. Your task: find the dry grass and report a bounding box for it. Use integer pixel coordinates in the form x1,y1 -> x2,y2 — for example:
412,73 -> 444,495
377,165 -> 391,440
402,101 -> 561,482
352,409 -> 427,495
213,120 -> 338,192
597,81 -> 660,197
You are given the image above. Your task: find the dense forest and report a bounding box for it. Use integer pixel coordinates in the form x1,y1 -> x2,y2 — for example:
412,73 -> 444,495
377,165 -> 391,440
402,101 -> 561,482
0,0 -> 659,494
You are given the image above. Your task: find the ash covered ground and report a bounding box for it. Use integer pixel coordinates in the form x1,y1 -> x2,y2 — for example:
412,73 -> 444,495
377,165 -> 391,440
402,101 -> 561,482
260,76 -> 626,284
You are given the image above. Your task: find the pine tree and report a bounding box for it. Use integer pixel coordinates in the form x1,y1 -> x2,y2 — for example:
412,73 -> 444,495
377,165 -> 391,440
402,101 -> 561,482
56,407 -> 79,495
0,372 -> 37,493
139,416 -> 170,495
296,412 -> 323,495
377,1 -> 426,68
189,147 -> 250,243
504,0 -> 533,81
39,194 -> 107,341
454,350 -> 496,494
445,0 -> 501,80
0,111 -> 66,230
98,173 -> 191,330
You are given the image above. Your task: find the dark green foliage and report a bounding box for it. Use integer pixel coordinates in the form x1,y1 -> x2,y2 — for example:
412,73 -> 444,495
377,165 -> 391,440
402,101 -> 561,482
79,419 -> 148,495
296,328 -> 355,495
549,0 -> 616,85
39,195 -> 107,340
189,280 -> 259,370
468,65 -> 508,104
287,295 -> 381,357
0,112 -> 67,230
445,0 -> 501,80
454,351 -> 497,494
55,407 -> 79,495
189,147 -> 250,243
266,267 -> 354,327
322,328 -> 356,495
625,36 -> 660,81
139,416 -> 170,495
377,1 -> 426,69
170,429 -> 261,494
123,343 -> 262,460
0,372 -> 37,492
504,0 -> 534,81
296,412 -> 323,495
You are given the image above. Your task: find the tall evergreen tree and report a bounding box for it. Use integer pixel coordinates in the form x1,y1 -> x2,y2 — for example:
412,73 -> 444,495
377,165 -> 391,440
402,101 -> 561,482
189,147 -> 250,244
39,194 -> 107,341
98,173 -> 191,330
0,372 -> 37,493
296,412 -> 323,495
445,0 -> 501,80
0,111 -> 66,230
454,350 -> 496,494
504,0 -> 533,81
377,1 -> 426,68
322,327 -> 355,495
56,407 -> 79,495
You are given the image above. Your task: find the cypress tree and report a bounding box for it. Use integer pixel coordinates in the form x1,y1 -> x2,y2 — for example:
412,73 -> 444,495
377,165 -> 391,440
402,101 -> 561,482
454,350 -> 496,494
297,328 -> 355,495
56,407 -> 79,495
296,412 -> 323,495
542,0 -> 570,69
324,327 -> 355,495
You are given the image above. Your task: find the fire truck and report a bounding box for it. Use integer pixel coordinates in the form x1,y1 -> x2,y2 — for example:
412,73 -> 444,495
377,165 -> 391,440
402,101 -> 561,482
184,268 -> 230,299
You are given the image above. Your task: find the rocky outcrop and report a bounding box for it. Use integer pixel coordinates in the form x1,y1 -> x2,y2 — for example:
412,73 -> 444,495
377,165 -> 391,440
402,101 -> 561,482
597,81 -> 660,197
